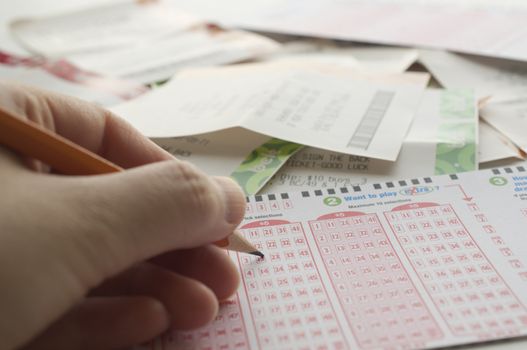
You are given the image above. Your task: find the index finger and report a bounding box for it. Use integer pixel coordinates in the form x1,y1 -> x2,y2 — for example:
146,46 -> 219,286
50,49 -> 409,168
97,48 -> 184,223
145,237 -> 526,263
0,82 -> 172,168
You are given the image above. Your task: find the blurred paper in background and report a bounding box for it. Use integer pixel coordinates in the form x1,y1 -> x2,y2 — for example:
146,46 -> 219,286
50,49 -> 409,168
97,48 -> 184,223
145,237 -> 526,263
0,50 -> 146,105
10,0 -> 279,83
168,0 -> 527,61
419,49 -> 527,100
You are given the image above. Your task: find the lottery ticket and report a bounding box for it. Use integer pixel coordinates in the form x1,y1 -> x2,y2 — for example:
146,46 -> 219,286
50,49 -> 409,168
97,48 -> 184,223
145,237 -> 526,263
139,165 -> 527,350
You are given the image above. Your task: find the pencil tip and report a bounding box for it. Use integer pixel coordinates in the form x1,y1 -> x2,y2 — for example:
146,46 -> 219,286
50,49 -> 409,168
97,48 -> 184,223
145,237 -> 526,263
249,250 -> 265,258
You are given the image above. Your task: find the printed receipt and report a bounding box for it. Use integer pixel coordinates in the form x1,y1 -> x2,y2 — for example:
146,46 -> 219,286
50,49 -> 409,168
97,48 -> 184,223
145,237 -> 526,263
262,88 -> 478,192
138,165 -> 527,349
112,65 -> 428,161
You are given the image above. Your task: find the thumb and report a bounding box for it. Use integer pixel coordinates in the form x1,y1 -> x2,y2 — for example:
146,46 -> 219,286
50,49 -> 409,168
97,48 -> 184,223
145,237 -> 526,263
65,159 -> 246,288
0,160 -> 245,349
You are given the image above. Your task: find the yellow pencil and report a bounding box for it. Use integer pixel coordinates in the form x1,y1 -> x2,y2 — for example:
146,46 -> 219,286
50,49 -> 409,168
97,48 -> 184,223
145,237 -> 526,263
0,106 -> 263,257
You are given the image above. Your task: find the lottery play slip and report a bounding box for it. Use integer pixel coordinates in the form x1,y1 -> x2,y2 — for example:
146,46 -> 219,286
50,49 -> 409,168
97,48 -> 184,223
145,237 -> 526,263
141,166 -> 527,350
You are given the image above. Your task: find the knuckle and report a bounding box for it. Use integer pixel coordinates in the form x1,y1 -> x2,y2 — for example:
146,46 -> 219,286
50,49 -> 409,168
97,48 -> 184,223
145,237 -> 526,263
152,161 -> 228,242
168,161 -> 222,218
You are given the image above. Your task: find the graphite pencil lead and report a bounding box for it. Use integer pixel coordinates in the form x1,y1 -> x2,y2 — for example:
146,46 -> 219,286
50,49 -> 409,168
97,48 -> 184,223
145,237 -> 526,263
250,250 -> 265,258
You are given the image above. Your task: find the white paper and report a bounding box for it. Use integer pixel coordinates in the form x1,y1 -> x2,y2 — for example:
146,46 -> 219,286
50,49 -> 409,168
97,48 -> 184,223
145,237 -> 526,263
152,128 -> 270,176
259,41 -> 418,74
419,49 -> 527,100
10,1 -> 201,57
112,64 -> 428,160
481,99 -> 527,154
260,52 -> 361,71
68,28 -> 279,84
347,47 -> 419,73
262,89 -> 478,193
0,51 -> 146,106
479,121 -> 524,164
10,1 -> 279,83
137,165 -> 527,349
480,158 -> 527,172
175,62 -> 430,85
171,0 -> 527,62
0,65 -> 118,105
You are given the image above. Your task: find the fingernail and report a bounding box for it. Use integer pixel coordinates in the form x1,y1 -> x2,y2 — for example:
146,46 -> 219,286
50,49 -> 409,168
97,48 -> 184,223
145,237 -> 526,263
214,177 -> 246,224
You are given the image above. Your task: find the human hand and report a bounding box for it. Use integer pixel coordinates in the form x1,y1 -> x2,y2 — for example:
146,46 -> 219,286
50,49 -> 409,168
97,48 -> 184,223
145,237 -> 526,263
0,83 -> 246,350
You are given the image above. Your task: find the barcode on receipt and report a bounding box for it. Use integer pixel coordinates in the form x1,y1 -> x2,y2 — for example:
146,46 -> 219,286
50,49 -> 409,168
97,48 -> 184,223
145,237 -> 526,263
347,90 -> 395,150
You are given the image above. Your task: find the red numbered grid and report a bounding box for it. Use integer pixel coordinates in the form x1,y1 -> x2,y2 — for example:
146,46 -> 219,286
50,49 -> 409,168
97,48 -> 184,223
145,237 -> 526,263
239,220 -> 348,350
385,203 -> 527,338
309,211 -> 442,349
152,296 -> 249,350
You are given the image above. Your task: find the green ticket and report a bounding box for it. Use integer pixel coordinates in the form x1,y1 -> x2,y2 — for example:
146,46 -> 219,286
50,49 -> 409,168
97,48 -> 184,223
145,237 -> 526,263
230,138 -> 303,195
